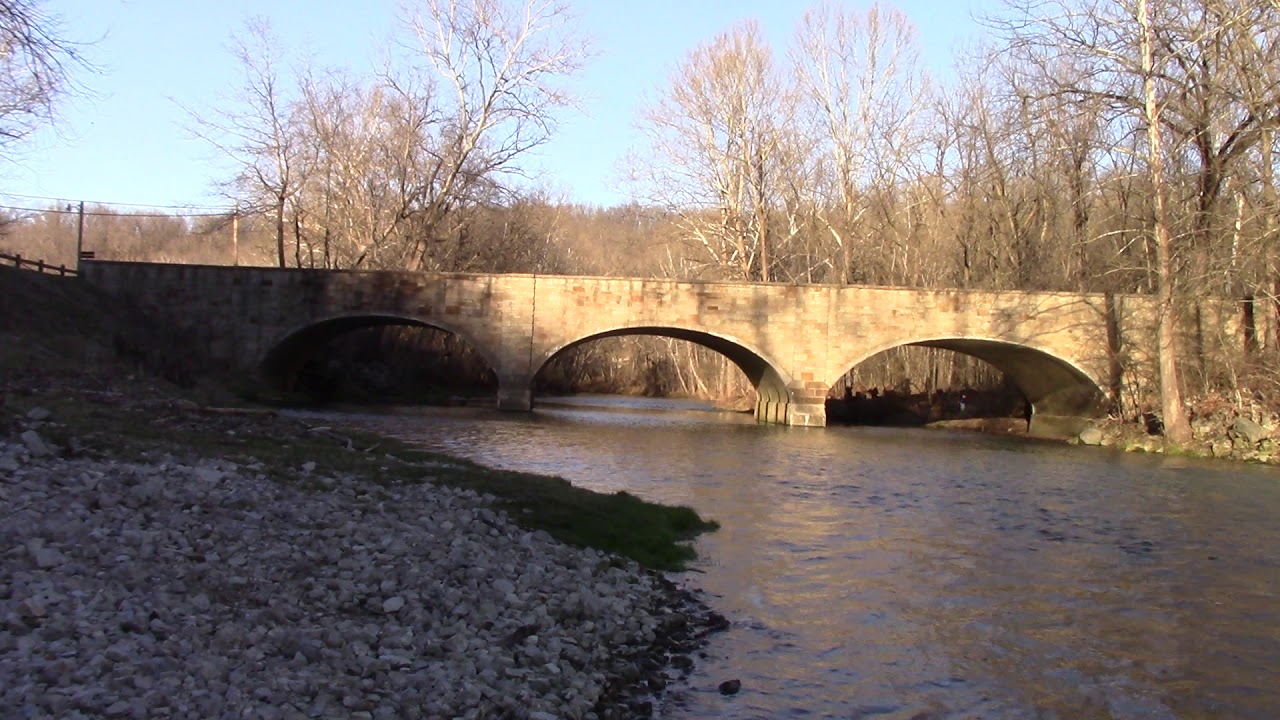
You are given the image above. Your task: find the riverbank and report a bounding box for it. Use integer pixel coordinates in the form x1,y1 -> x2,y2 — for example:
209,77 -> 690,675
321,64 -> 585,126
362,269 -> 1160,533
0,266 -> 728,717
928,410 -> 1280,465
1073,400 -> 1280,464
1,388 -> 727,719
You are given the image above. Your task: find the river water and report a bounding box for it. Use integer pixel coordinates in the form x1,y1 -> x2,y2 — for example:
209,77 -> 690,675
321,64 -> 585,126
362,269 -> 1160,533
300,396 -> 1280,720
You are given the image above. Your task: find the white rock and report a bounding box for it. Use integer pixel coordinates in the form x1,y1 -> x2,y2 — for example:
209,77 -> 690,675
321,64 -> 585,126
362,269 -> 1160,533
30,545 -> 64,569
191,466 -> 223,484
1078,426 -> 1104,446
0,432 -> 700,719
20,430 -> 50,457
20,596 -> 48,618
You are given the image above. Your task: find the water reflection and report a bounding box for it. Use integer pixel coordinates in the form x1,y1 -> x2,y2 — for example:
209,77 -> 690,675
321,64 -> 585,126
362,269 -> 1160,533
294,398 -> 1280,719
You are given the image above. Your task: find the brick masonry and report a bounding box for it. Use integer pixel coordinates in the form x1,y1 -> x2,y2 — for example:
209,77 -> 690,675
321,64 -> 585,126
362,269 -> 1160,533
80,261 -> 1164,433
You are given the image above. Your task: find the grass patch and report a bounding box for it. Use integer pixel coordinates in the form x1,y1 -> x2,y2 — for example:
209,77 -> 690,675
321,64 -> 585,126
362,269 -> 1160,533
433,462 -> 717,570
5,391 -> 718,571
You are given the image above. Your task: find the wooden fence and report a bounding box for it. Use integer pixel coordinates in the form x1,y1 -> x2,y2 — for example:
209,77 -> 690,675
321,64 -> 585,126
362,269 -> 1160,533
0,252 -> 77,277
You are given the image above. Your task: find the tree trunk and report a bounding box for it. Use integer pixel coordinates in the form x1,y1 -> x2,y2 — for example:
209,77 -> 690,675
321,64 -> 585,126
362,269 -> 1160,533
1139,0 -> 1192,444
275,198 -> 287,268
1261,127 -> 1279,355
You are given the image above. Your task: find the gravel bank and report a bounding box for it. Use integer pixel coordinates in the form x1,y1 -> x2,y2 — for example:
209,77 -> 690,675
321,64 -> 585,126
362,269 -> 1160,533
1,425 -> 718,719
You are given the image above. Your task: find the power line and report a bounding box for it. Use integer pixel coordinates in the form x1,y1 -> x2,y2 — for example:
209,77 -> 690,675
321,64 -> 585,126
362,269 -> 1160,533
0,203 -> 229,219
0,191 -> 230,212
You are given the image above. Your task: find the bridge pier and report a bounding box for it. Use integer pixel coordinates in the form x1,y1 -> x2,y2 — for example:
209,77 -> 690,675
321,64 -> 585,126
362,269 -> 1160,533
755,390 -> 828,427
785,403 -> 827,427
496,390 -> 532,412
496,375 -> 533,412
755,397 -> 786,424
780,381 -> 829,427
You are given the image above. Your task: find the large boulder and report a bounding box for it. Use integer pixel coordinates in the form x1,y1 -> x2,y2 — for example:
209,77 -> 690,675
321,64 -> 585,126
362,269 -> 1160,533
1078,425 -> 1104,446
1232,417 -> 1270,446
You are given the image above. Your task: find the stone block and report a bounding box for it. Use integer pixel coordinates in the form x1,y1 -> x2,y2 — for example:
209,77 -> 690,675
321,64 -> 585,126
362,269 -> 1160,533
81,261 -> 1172,433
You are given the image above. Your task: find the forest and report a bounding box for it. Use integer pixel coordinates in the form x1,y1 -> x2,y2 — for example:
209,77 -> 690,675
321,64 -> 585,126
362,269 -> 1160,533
3,0 -> 1278,439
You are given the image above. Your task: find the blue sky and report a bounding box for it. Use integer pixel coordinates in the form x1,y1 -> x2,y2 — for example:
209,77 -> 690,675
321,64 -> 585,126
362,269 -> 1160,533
2,0 -> 998,212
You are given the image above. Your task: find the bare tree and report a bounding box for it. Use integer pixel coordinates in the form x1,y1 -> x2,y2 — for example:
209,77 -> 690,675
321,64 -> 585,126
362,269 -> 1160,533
628,20 -> 793,281
393,0 -> 588,270
0,0 -> 91,154
1135,0 -> 1193,441
294,71 -> 423,269
794,2 -> 929,285
188,1 -> 587,274
1206,0 -> 1280,359
990,0 -> 1280,440
185,17 -> 304,268
932,62 -> 1044,291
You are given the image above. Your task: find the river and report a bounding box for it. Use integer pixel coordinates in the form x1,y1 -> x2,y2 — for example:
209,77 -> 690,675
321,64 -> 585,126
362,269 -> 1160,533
297,396 -> 1280,720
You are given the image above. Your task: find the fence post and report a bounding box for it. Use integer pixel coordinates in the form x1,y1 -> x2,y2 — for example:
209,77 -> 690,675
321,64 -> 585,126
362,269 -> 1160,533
37,259 -> 45,273
13,254 -> 20,268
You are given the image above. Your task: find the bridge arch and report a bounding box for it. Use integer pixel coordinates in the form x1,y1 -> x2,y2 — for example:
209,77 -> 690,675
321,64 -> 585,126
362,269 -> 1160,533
527,325 -> 796,423
830,336 -> 1107,436
259,313 -> 499,396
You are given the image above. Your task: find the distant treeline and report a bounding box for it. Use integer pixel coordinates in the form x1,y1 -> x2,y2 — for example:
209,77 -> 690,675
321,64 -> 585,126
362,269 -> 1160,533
5,0 -> 1278,431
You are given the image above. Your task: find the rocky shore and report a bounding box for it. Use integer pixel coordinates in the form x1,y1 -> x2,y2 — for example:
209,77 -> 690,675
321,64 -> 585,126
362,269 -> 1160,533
1075,399 -> 1280,464
925,398 -> 1280,466
1,411 -> 723,720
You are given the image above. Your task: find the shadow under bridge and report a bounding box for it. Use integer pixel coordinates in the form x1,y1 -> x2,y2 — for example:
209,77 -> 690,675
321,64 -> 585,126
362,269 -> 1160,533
913,338 -> 1107,436
527,326 -> 794,424
258,314 -> 497,397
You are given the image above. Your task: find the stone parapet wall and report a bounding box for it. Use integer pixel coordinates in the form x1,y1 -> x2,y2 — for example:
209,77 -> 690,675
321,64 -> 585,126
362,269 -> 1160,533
80,261 -> 1167,431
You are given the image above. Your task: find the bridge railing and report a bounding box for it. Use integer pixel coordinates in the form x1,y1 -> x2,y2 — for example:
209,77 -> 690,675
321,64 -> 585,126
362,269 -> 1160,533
0,252 -> 77,277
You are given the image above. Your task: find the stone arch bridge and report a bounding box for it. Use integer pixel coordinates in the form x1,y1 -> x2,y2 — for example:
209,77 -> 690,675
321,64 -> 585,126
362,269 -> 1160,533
80,261 -> 1161,436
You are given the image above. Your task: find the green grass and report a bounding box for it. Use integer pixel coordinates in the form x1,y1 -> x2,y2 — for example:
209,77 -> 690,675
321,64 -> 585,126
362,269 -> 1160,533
436,461 -> 717,570
5,391 -> 718,571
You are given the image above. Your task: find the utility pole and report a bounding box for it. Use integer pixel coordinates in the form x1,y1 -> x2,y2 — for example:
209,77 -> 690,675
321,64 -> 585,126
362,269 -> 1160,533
74,201 -> 85,272
232,203 -> 240,266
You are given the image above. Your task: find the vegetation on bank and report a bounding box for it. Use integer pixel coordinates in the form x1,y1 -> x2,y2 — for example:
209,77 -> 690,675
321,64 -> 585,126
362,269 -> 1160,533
3,0 -> 1280,445
0,266 -> 719,571
3,391 -> 717,570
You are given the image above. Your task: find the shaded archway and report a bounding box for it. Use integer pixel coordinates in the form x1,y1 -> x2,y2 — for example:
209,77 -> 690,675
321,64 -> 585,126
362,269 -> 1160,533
529,326 -> 793,423
833,338 -> 1107,437
260,314 -> 497,402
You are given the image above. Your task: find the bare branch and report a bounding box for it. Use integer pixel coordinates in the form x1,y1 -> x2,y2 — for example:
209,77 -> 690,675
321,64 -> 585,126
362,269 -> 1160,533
0,0 -> 94,154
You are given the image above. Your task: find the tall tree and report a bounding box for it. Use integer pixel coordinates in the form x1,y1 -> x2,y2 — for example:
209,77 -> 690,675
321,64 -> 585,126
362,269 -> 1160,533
794,2 -> 929,285
294,71 -> 421,269
1137,0 -> 1193,442
393,0 -> 587,270
186,17 -> 303,268
629,20 -> 792,281
991,0 -> 1280,440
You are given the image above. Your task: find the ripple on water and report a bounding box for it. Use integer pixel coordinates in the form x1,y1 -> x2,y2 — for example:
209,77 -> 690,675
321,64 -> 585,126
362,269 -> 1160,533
292,402 -> 1280,720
